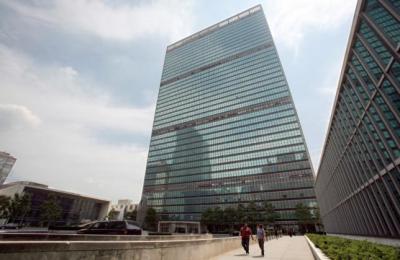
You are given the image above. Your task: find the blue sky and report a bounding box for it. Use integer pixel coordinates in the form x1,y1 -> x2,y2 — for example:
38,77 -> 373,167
0,0 -> 357,202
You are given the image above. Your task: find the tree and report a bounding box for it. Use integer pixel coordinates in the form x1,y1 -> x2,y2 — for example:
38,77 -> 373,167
235,204 -> 246,224
8,193 -> 31,224
0,195 -> 10,219
246,202 -> 258,227
144,207 -> 159,231
263,202 -> 279,225
125,209 -> 137,221
295,203 -> 313,233
40,195 -> 62,227
223,206 -> 236,231
107,209 -> 119,220
312,207 -> 323,231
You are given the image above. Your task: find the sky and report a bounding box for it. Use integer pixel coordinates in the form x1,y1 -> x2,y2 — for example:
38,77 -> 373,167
0,0 -> 357,203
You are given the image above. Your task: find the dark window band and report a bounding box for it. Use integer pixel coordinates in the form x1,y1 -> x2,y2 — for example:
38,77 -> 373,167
161,42 -> 273,86
152,96 -> 291,136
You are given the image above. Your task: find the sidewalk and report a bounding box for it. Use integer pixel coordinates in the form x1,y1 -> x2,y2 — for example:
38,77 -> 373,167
211,236 -> 314,260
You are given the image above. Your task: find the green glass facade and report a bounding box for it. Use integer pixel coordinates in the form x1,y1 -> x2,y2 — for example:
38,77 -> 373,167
141,5 -> 317,227
316,0 -> 400,238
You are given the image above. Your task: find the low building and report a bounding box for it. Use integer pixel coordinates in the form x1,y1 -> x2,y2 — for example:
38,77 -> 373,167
109,199 -> 138,220
0,181 -> 110,226
0,151 -> 16,185
158,221 -> 201,234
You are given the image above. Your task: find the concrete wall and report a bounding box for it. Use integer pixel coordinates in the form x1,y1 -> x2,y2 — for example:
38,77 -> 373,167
0,233 -> 212,241
0,236 -> 242,260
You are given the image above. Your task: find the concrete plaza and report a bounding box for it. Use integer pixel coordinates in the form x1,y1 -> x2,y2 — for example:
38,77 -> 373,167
212,236 -> 314,260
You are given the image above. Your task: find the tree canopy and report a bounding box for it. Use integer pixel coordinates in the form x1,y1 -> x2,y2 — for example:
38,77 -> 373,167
40,195 -> 62,227
144,207 -> 159,231
201,202 -> 280,233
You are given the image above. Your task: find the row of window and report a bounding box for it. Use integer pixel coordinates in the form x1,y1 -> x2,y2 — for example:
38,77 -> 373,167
150,103 -> 293,144
148,186 -> 315,204
155,72 -> 287,127
164,13 -> 267,69
147,138 -> 305,170
163,27 -> 270,81
159,48 -> 279,105
145,153 -> 307,180
154,90 -> 290,129
366,0 -> 400,48
145,167 -> 314,200
164,12 -> 267,64
145,155 -> 311,184
163,13 -> 268,78
148,119 -> 299,157
159,208 -> 310,222
149,123 -> 301,161
148,133 -> 303,167
163,28 -> 269,80
155,74 -> 286,123
151,198 -> 317,214
157,60 -> 283,116
145,144 -> 306,176
145,159 -> 313,186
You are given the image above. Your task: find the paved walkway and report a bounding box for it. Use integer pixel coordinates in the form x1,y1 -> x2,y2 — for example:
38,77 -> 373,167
211,236 -> 314,260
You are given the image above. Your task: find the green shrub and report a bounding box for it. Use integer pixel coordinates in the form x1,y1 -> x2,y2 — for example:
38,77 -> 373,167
307,234 -> 400,260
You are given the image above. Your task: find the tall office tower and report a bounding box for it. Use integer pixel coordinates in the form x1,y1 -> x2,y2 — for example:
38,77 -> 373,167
0,151 -> 16,185
316,0 -> 400,238
141,5 -> 317,229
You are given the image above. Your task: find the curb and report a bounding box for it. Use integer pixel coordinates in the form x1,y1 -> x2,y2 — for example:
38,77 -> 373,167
304,236 -> 330,260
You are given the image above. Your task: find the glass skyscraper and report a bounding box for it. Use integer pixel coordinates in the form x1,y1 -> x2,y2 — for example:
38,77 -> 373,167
316,0 -> 400,238
141,5 -> 317,228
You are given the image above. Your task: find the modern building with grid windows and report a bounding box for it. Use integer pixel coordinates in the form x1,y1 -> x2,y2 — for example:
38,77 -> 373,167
316,0 -> 400,238
140,5 -> 317,228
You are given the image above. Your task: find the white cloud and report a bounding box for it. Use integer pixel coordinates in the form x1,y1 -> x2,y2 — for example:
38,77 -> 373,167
2,0 -> 195,42
266,0 -> 357,51
0,44 -> 154,202
0,104 -> 41,131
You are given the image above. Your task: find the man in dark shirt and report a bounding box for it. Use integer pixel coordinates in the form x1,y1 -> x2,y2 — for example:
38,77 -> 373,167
240,223 -> 253,254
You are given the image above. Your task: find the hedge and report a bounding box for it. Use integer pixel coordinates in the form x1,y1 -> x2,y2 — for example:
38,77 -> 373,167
307,233 -> 400,260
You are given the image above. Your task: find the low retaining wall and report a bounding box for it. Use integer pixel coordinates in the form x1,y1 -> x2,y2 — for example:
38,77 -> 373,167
0,233 -> 212,241
328,233 -> 400,248
0,236 -> 242,260
305,236 -> 330,260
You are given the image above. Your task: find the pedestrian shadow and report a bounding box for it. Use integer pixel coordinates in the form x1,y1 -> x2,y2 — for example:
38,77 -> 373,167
234,254 -> 247,256
252,256 -> 264,258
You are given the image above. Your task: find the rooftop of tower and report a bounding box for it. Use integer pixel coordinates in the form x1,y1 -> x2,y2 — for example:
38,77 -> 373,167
166,4 -> 263,52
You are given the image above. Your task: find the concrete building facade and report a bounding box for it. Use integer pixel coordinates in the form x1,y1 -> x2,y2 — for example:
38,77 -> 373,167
0,181 -> 110,226
316,0 -> 400,238
141,5 -> 317,228
109,199 -> 138,220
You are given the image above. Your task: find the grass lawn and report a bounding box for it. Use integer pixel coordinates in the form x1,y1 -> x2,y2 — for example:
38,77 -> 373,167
307,233 -> 400,260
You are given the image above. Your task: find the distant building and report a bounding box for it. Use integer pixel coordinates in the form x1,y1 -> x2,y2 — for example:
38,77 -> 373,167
0,151 -> 16,185
109,199 -> 138,220
316,0 -> 400,238
140,5 -> 317,230
158,221 -> 201,234
0,181 -> 110,226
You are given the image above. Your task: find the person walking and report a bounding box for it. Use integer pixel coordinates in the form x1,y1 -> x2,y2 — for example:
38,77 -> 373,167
256,224 -> 266,257
240,223 -> 253,255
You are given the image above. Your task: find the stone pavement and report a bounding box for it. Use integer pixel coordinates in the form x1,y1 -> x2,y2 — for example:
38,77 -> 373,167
211,236 -> 314,260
